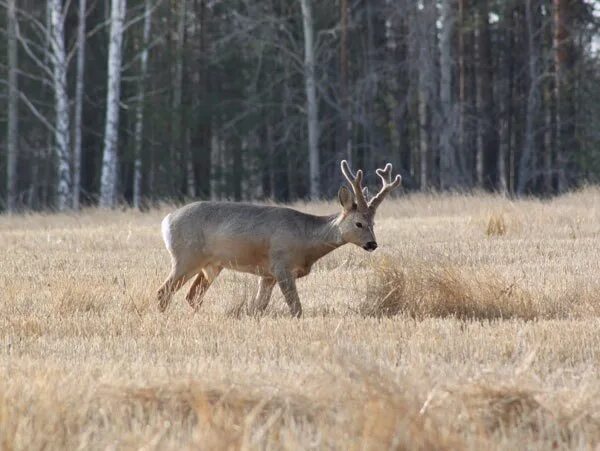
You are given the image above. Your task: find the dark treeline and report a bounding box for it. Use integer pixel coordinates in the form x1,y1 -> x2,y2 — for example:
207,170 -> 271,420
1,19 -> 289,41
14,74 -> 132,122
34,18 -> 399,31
1,0 -> 599,211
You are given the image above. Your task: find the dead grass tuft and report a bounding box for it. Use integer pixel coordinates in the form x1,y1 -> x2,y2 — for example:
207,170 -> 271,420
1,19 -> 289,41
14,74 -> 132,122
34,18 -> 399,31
362,257 -> 536,320
53,284 -> 111,315
460,384 -> 543,434
450,381 -> 600,446
486,213 -> 507,236
353,368 -> 462,450
101,381 -> 332,449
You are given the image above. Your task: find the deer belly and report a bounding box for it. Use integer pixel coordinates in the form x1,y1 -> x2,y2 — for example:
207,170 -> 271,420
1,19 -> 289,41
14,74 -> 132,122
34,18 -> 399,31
207,238 -> 271,276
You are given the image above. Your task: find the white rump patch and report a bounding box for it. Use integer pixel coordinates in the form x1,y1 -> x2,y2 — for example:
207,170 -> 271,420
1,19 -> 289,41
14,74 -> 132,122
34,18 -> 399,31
161,214 -> 173,253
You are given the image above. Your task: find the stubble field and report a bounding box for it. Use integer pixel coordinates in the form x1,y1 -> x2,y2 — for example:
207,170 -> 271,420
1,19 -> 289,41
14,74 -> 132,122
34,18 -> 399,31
1,188 -> 600,450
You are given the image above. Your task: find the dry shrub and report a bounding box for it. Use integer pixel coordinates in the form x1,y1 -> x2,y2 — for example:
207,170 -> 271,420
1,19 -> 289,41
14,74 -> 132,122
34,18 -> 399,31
353,370 -> 462,450
6,318 -> 44,338
459,384 -> 543,434
100,381 -> 322,449
486,213 -> 507,236
362,257 -> 536,320
549,284 -> 600,318
449,381 -> 600,446
0,392 -> 18,451
0,379 -> 92,451
5,369 -> 600,450
103,367 -> 467,450
53,285 -> 109,315
0,373 -> 462,450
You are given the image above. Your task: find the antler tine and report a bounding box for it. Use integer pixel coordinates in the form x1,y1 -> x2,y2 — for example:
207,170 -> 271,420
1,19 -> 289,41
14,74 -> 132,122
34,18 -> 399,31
369,163 -> 402,210
340,160 -> 369,210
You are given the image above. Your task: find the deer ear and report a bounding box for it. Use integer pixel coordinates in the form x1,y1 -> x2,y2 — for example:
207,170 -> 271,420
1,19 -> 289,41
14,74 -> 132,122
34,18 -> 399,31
338,186 -> 355,211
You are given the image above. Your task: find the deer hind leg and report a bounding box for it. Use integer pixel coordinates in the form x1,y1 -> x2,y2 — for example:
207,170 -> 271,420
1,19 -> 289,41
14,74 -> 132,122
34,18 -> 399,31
249,277 -> 276,316
274,270 -> 302,318
157,263 -> 195,313
185,265 -> 222,310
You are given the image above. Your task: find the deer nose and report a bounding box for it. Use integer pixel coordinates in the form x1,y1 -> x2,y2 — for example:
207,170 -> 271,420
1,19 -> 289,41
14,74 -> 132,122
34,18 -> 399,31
363,241 -> 378,251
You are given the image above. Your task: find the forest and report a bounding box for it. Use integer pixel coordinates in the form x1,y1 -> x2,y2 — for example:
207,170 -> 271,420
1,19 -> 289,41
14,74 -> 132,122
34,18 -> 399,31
1,0 -> 599,211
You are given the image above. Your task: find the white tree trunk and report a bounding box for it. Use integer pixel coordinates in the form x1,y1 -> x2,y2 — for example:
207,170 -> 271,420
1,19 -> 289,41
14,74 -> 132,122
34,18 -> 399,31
518,0 -> 540,195
100,0 -> 126,208
418,83 -> 428,189
50,0 -> 72,211
72,0 -> 87,209
498,104 -> 509,195
210,125 -> 220,201
299,0 -> 320,199
133,0 -> 152,209
417,1 -> 434,190
543,85 -> 553,192
185,129 -> 196,198
415,0 -> 437,190
6,0 -> 18,212
439,0 -> 455,189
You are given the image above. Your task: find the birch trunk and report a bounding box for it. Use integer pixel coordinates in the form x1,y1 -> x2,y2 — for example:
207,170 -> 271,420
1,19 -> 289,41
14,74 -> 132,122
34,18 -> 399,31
100,0 -> 126,208
171,0 -> 193,197
41,2 -> 53,208
50,0 -> 72,210
418,0 -> 437,189
340,0 -> 351,163
458,0 -> 467,180
543,83 -> 553,193
500,2 -> 515,194
6,0 -> 18,212
133,0 -> 152,209
182,1 -> 196,198
209,122 -> 220,201
553,0 -> 575,192
72,0 -> 87,209
518,0 -> 540,195
299,0 -> 320,199
439,0 -> 456,189
475,0 -> 496,189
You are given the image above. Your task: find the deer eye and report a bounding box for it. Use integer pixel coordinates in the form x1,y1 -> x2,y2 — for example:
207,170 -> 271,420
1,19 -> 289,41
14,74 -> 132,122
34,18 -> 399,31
355,222 -> 363,228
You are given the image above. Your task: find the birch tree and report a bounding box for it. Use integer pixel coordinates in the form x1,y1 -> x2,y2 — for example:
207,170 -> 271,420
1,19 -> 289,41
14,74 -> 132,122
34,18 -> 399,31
339,0 -> 351,163
497,1 -> 514,195
438,0 -> 456,189
133,0 -> 152,209
171,0 -> 195,198
49,0 -> 72,210
553,0 -> 576,192
299,0 -> 320,199
417,0 -> 438,189
518,0 -> 541,194
6,0 -> 18,212
99,0 -> 126,208
72,0 -> 87,209
475,0 -> 495,188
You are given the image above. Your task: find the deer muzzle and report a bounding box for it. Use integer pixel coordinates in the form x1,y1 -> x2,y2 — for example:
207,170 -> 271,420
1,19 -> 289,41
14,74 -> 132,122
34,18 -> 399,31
363,241 -> 378,251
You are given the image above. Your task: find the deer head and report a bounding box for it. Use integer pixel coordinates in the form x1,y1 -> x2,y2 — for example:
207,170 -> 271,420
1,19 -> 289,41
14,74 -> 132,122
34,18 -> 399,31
337,160 -> 402,251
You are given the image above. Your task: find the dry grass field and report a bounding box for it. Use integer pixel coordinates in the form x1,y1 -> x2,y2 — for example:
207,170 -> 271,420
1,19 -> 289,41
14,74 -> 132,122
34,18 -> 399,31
1,188 -> 600,450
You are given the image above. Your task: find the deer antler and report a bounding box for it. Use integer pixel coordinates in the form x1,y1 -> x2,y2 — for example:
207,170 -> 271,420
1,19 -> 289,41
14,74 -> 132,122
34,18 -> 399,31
340,160 -> 369,211
368,163 -> 402,211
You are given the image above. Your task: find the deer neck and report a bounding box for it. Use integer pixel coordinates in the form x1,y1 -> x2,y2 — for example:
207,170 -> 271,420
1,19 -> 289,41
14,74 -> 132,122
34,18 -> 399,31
301,214 -> 345,263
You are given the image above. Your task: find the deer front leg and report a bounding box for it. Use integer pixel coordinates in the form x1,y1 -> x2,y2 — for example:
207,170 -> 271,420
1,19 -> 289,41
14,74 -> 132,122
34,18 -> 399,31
273,270 -> 302,318
249,277 -> 276,316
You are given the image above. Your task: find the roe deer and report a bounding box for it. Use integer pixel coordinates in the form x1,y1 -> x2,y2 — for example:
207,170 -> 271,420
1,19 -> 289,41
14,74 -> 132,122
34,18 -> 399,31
157,160 -> 401,317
